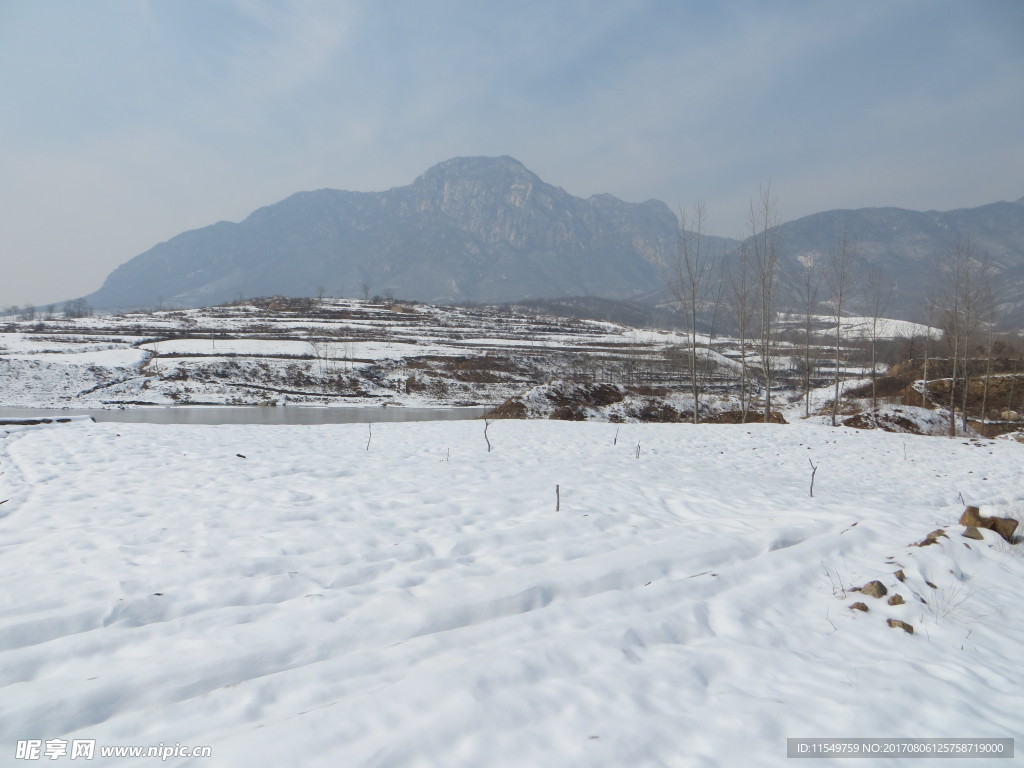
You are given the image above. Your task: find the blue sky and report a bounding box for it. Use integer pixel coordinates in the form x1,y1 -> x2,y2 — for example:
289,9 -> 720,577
1,0 -> 1022,308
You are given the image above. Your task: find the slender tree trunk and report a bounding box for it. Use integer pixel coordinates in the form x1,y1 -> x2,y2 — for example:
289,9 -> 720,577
727,242 -> 756,424
667,202 -> 718,425
749,185 -> 779,423
739,342 -> 749,421
870,337 -> 878,411
980,337 -> 993,425
921,329 -> 930,408
961,356 -> 972,433
833,334 -> 842,426
948,336 -> 959,437
827,230 -> 852,427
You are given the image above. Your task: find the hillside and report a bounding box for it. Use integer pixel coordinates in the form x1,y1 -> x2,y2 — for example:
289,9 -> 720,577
774,200 -> 1024,322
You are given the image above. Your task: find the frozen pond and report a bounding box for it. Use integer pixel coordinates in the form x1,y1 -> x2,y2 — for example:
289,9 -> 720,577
0,405 -> 490,425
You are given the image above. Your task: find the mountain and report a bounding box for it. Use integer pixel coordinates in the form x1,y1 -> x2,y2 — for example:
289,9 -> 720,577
772,200 -> 1024,323
84,156 -> 1024,326
86,156 -> 705,310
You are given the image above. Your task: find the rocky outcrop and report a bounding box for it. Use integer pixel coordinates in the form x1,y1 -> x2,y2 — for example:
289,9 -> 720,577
959,505 -> 1018,543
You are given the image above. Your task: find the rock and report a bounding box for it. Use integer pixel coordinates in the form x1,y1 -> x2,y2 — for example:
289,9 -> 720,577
894,569 -> 906,582
888,594 -> 905,606
962,526 -> 984,540
488,399 -> 527,419
850,602 -> 869,612
960,505 -> 987,526
988,517 -> 1018,542
859,580 -> 888,598
548,405 -> 587,421
959,505 -> 1018,543
915,528 -> 948,546
887,618 -> 914,634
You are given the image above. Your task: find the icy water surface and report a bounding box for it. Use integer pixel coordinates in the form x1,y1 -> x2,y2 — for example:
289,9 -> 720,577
0,405 -> 490,425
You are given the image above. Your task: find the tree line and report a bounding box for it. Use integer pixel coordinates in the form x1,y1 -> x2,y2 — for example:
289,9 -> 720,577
665,188 -> 1012,434
3,299 -> 93,321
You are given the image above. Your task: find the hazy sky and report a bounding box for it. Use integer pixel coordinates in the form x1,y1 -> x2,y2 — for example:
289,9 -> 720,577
2,0 -> 1022,309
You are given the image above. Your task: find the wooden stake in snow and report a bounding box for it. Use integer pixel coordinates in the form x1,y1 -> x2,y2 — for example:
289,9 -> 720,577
484,418 -> 493,453
808,458 -> 818,497
366,422 -> 372,451
556,484 -> 560,512
636,442 -> 641,459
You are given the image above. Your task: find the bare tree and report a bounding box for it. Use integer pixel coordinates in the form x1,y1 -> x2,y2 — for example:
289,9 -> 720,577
912,296 -> 941,410
958,254 -> 996,431
726,245 -> 757,422
749,184 -> 781,422
931,238 -> 995,436
308,335 -> 330,379
862,266 -> 892,411
979,315 -> 997,424
791,255 -> 822,417
63,298 -> 92,318
825,229 -> 853,427
667,201 -> 722,423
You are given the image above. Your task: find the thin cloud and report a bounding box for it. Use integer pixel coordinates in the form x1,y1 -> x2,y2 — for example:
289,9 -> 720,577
0,0 -> 1021,307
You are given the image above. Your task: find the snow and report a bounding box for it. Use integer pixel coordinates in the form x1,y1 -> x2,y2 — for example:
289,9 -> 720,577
833,316 -> 940,341
1,418 -> 1022,766
2,301 -> 682,409
777,314 -> 940,341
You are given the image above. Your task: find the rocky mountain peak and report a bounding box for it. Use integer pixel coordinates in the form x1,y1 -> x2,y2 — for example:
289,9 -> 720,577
409,155 -> 553,215
417,155 -> 537,183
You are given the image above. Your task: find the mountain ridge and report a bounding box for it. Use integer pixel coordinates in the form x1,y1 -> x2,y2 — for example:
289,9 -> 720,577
84,156 -> 1024,323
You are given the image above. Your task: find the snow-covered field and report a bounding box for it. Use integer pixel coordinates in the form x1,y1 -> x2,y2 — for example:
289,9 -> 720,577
2,298 -> 930,412
2,418 -> 1022,766
777,314 -> 940,342
0,300 -> 694,409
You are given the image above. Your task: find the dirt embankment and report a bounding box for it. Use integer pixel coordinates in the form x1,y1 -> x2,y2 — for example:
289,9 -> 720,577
866,358 -> 1024,420
488,382 -> 786,424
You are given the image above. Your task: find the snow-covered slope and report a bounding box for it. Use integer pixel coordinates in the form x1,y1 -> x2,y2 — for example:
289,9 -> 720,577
0,300 -> 696,410
1,419 -> 1021,766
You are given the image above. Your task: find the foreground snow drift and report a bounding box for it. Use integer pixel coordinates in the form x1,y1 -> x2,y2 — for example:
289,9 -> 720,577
1,420 -> 1022,767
